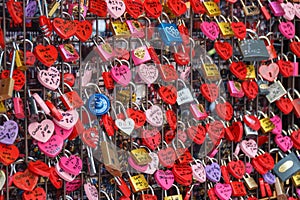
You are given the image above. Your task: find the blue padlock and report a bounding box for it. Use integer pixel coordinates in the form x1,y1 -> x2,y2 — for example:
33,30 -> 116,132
157,12 -> 182,46
85,83 -> 110,116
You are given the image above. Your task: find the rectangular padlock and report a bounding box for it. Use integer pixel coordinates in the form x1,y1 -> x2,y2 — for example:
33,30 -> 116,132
227,81 -> 245,98
203,1 -> 221,17
13,93 -> 25,119
190,103 -> 208,120
93,37 -> 115,62
0,51 -> 16,101
292,171 -> 300,187
157,14 -> 182,46
273,152 -> 300,182
58,44 -> 79,62
266,80 -> 287,103
239,0 -> 260,16
110,20 -> 131,37
130,148 -> 152,166
126,20 -> 145,38
288,89 -> 300,118
128,174 -> 149,193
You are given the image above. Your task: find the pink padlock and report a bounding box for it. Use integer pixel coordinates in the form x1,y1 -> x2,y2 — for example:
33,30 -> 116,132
110,59 -> 132,87
227,80 -> 245,98
13,92 -> 25,119
269,0 -> 285,16
58,44 -> 79,62
126,20 -> 145,38
93,36 -> 115,62
131,39 -> 151,66
68,3 -> 88,17
32,93 -> 51,115
287,52 -> 299,76
190,98 -> 208,120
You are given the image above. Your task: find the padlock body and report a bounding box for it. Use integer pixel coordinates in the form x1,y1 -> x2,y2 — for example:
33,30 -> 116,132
131,46 -> 151,66
13,97 -> 25,119
0,78 -> 14,101
96,43 -> 115,62
101,141 -> 121,177
227,81 -> 244,98
269,1 -> 285,16
60,91 -> 84,110
190,104 -> 208,120
58,44 -> 79,62
158,23 -> 182,46
293,99 -> 300,118
126,20 -> 145,38
102,72 -> 115,90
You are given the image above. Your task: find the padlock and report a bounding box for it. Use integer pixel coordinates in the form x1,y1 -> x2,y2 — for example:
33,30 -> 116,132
215,15 -> 234,38
128,172 -> 149,193
102,65 -> 114,90
130,145 -> 152,166
32,93 -> 51,115
290,36 -> 300,58
126,15 -> 150,38
84,182 -> 99,200
27,90 -> 39,117
259,35 -> 278,61
266,79 -> 287,103
48,0 -> 62,17
58,43 -> 79,62
37,0 -> 52,37
0,101 -> 7,114
268,0 -> 285,16
7,0 -> 23,24
59,83 -> 83,111
114,101 -> 135,136
85,83 -> 110,116
203,1 -> 221,17
183,185 -> 194,200
200,55 -> 220,81
257,75 -> 270,95
115,177 -> 131,197
0,50 -> 15,101
258,111 -> 275,134
93,36 -> 115,62
173,44 -> 190,66
190,98 -> 208,120
177,79 -> 194,105
208,183 -> 218,200
60,62 -> 75,87
158,56 -> 178,82
287,52 -> 298,76
227,16 -> 247,40
116,83 -> 137,104
275,177 -> 288,200
110,20 -> 131,37
157,12 -> 183,46
243,173 -> 258,190
81,62 -> 93,87
281,1 -> 295,21
227,80 -> 245,98
230,181 -> 247,197
245,64 -> 256,79
13,42 -> 25,70
164,184 -> 183,200
53,12 -> 77,40
177,19 -> 190,45
68,2 -> 87,18
13,92 -> 25,119
238,29 -> 270,61
34,37 -> 58,67
257,0 -> 271,20
45,100 -> 63,121
288,89 -> 300,118
239,0 -> 260,16
131,38 -> 151,66
277,53 -> 294,77
292,171 -> 300,187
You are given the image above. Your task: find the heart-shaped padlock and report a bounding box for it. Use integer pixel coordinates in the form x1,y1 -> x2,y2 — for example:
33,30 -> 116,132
200,83 -> 219,102
0,143 -> 19,166
144,0 -> 162,18
214,41 -> 233,60
154,170 -> 174,190
37,67 -> 61,90
28,119 -> 55,143
158,85 -> 177,105
0,116 -> 18,145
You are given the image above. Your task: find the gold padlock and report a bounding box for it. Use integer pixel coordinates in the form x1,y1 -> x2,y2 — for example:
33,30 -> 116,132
0,101 -> 7,113
116,85 -> 137,104
246,64 -> 256,79
110,20 -> 130,37
130,147 -> 152,166
258,111 -> 275,134
164,184 -> 183,200
203,1 -> 221,17
0,51 -> 15,101
215,15 -> 234,38
243,173 -> 258,190
200,55 -> 220,81
239,0 -> 260,16
128,173 -> 149,193
292,171 -> 300,187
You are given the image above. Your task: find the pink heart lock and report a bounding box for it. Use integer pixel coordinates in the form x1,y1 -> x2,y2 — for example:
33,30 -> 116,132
128,156 -> 148,173
106,0 -> 126,19
270,115 -> 282,135
110,64 -> 132,87
145,105 -> 163,127
154,170 -> 174,190
281,2 -> 295,21
137,64 -> 159,85
258,63 -> 279,82
37,67 -> 61,90
294,4 -> 300,19
53,110 -> 79,130
28,119 -> 55,143
214,183 -> 232,200
54,124 -> 73,140
200,21 -> 220,40
144,152 -> 159,174
279,21 -> 295,39
84,183 -> 98,200
275,134 -> 293,152
59,155 -> 83,176
240,139 -> 258,158
55,162 -> 76,182
66,179 -> 82,193
191,161 -> 206,183
0,120 -> 19,145
38,135 -> 64,158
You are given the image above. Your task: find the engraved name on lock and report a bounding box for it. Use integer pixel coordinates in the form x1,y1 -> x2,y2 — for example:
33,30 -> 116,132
203,64 -> 220,80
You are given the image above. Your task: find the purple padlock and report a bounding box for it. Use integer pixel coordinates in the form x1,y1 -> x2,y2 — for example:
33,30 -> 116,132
205,162 -> 221,183
262,172 -> 276,184
0,115 -> 18,145
25,0 -> 37,23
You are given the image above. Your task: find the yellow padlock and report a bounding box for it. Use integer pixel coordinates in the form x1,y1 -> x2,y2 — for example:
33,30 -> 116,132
0,101 -> 6,113
128,173 -> 149,193
203,1 -> 221,17
164,184 -> 183,200
215,15 -> 234,38
200,55 -> 220,81
110,20 -> 130,37
292,171 -> 300,187
130,146 -> 152,166
258,111 -> 275,134
246,64 -> 256,79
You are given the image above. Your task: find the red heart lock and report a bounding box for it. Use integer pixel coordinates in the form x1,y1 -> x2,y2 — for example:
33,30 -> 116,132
0,144 -> 19,166
74,20 -> 93,42
28,160 -> 50,177
190,0 -> 206,14
214,41 -> 233,60
7,0 -> 23,24
176,148 -> 193,164
290,41 -> 300,57
215,101 -> 233,121
200,83 -> 219,102
172,163 -> 193,186
166,109 -> 177,131
158,146 -> 177,168
23,187 -> 46,200
291,129 -> 300,147
159,64 -> 178,82
49,167 -> 63,189
243,115 -> 260,131
53,18 -> 77,39
141,128 -> 161,150
257,153 -> 274,170
34,44 -> 58,67
167,0 -> 187,16
89,0 -> 107,17
206,120 -> 224,143
186,125 -> 206,145
241,80 -> 258,100
101,114 -> 117,136
124,0 -> 144,19
229,61 -> 247,80
63,73 -> 76,87
1,69 -> 25,91
165,129 -> 176,144
275,96 -> 293,115
277,60 -> 294,77
126,108 -> 146,129
173,52 -> 190,66
224,126 -> 235,142
251,157 -> 268,175
13,169 -> 38,191
115,47 -> 130,60
143,0 -> 162,18
158,85 -> 178,105
17,50 -> 36,66
81,127 -> 99,148
0,28 -> 5,49
227,160 -> 245,179
228,121 -> 243,142
230,22 -> 246,40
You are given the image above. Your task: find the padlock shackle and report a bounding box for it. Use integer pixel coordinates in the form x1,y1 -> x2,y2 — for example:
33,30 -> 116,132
100,190 -> 111,200
164,184 -> 180,196
62,62 -> 72,74
10,50 -> 16,78
287,51 -> 297,62
172,138 -> 186,149
177,120 -> 186,131
177,79 -> 188,89
162,55 -> 171,65
287,88 -> 300,100
257,110 -> 267,118
116,38 -> 129,50
259,36 -> 271,46
246,28 -> 259,40
82,106 -> 92,128
128,101 -> 140,110
20,39 -> 34,52
137,15 -> 151,27
115,100 -> 128,118
200,54 -> 213,65
277,53 -> 289,61
141,100 -> 154,111
158,12 -> 171,23
0,114 -> 9,121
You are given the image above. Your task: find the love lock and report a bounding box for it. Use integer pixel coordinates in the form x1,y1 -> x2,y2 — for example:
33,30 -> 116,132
287,88 -> 300,118
164,184 -> 183,200
177,79 -> 194,105
85,83 -> 110,116
114,101 -> 135,136
0,114 -> 19,145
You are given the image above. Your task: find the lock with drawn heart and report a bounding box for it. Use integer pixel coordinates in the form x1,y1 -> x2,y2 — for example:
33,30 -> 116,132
190,98 -> 208,120
131,39 -> 151,66
227,80 -> 245,98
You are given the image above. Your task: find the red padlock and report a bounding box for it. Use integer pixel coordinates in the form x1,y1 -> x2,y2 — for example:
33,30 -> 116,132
288,88 -> 300,118
102,66 -> 115,90
13,92 -> 25,119
45,100 -> 63,121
